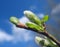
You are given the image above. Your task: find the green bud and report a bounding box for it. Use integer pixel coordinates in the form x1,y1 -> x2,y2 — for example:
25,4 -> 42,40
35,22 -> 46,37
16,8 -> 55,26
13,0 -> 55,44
10,16 -> 19,25
44,37 -> 58,47
44,39 -> 50,46
24,10 -> 41,25
35,36 -> 49,46
35,36 -> 58,47
26,22 -> 44,31
45,37 -> 56,45
35,36 -> 44,45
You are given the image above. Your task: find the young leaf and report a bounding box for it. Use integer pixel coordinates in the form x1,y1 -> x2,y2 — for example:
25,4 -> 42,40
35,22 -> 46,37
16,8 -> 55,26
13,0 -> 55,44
10,16 -> 19,25
26,22 -> 44,31
42,15 -> 49,23
24,10 -> 41,25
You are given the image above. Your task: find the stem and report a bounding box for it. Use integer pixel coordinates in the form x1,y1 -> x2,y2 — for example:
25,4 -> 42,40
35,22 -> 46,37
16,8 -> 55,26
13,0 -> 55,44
16,24 -> 60,47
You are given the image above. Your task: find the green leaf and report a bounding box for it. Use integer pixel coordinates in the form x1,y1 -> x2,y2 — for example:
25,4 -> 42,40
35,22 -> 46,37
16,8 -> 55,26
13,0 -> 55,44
26,22 -> 44,31
10,16 -> 19,25
24,10 -> 41,25
42,15 -> 49,22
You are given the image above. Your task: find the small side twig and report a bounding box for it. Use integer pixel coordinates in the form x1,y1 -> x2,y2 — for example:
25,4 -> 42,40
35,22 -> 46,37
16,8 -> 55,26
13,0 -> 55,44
16,23 -> 60,47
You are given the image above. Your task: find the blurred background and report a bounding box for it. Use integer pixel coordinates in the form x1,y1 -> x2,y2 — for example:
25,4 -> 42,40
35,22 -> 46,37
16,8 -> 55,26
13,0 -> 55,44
0,0 -> 60,47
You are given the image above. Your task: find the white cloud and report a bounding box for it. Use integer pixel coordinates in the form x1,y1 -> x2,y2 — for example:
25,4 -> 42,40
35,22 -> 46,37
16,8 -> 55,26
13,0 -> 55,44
12,25 -> 33,42
37,13 -> 44,18
51,4 -> 60,15
0,16 -> 34,43
0,16 -> 32,43
51,4 -> 60,21
0,30 -> 13,42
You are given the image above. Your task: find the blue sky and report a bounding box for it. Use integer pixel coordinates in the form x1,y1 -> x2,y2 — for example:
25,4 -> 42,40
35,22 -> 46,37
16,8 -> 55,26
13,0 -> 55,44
0,0 -> 60,47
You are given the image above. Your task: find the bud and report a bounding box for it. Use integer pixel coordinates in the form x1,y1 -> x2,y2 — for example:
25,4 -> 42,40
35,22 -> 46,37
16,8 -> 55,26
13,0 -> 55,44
26,22 -> 44,31
35,36 -> 58,47
35,36 -> 44,45
44,37 -> 58,47
44,39 -> 50,46
24,10 -> 41,25
10,16 -> 19,25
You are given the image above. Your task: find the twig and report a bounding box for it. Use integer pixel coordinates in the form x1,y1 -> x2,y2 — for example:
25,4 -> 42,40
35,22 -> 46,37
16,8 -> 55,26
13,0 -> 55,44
16,23 -> 60,47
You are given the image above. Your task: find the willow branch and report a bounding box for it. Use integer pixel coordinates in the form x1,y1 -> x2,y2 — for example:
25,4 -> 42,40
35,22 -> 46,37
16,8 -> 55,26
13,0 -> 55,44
16,23 -> 60,47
